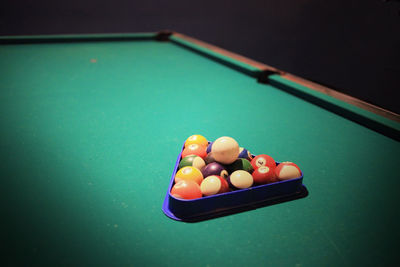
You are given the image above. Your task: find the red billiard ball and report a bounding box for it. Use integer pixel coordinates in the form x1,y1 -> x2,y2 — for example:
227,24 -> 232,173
251,154 -> 276,170
181,144 -> 207,159
275,162 -> 302,180
171,180 -> 202,200
200,175 -> 229,196
252,166 -> 278,184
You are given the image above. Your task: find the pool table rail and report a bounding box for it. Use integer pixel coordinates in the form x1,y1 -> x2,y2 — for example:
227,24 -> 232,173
1,31 -> 398,141
168,31 -> 400,141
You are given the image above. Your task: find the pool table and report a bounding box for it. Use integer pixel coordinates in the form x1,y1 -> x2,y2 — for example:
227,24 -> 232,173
1,31 -> 399,266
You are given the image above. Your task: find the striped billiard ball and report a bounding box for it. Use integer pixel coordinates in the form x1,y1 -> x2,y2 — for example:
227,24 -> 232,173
251,154 -> 276,170
238,147 -> 253,161
252,166 -> 278,184
200,175 -> 229,196
179,155 -> 206,170
201,162 -> 229,179
275,162 -> 302,180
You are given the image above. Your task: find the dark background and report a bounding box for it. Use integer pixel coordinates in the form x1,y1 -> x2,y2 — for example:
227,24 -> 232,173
1,0 -> 399,113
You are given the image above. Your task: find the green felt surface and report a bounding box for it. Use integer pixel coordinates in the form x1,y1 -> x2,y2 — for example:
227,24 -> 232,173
170,35 -> 260,75
1,38 -> 399,266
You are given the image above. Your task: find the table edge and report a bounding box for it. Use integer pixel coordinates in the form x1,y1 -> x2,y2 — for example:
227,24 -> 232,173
170,32 -> 399,122
1,30 -> 398,140
169,31 -> 399,141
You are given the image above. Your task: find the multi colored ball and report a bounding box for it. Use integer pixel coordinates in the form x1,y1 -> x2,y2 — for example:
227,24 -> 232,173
238,147 -> 253,161
251,154 -> 276,170
179,155 -> 206,170
172,135 -> 303,200
275,162 -> 302,180
201,162 -> 229,179
252,166 -> 277,184
200,175 -> 229,196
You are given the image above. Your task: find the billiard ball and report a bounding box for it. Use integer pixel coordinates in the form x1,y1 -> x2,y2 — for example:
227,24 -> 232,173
206,142 -> 213,153
211,136 -> 240,164
181,144 -> 207,159
227,170 -> 254,190
251,154 -> 276,170
204,152 -> 217,164
184,134 -> 208,148
252,166 -> 278,184
179,155 -> 206,170
275,162 -> 302,180
175,166 -> 204,185
226,158 -> 253,173
238,147 -> 253,160
171,180 -> 202,200
201,162 -> 229,179
200,175 -> 229,196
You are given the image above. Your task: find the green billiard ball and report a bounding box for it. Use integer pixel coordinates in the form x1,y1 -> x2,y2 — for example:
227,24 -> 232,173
179,155 -> 206,170
226,158 -> 253,174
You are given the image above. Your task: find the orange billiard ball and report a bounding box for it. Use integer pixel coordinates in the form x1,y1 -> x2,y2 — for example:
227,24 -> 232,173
171,180 -> 202,200
181,144 -> 207,159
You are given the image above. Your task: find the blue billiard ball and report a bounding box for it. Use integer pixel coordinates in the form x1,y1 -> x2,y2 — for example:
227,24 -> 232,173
238,147 -> 253,160
206,142 -> 213,153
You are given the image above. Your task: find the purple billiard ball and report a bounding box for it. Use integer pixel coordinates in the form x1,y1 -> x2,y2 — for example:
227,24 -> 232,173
201,162 -> 228,179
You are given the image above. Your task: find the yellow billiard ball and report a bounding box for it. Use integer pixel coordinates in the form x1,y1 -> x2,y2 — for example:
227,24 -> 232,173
184,134 -> 208,148
174,166 -> 204,185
